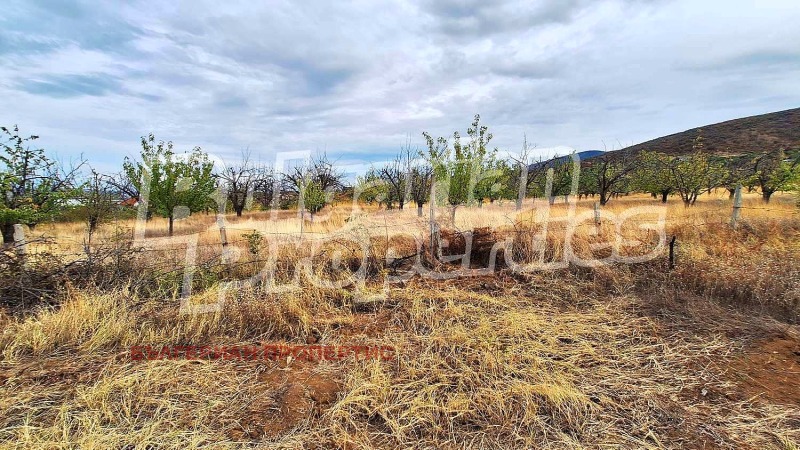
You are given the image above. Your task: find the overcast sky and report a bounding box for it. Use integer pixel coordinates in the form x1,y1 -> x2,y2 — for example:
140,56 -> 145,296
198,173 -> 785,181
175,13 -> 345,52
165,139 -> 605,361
2,0 -> 799,175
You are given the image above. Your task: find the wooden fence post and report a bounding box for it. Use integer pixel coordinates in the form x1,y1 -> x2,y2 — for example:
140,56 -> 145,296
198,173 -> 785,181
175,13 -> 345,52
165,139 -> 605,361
13,224 -> 27,257
429,176 -> 439,260
593,202 -> 601,231
730,184 -> 742,229
668,236 -> 677,270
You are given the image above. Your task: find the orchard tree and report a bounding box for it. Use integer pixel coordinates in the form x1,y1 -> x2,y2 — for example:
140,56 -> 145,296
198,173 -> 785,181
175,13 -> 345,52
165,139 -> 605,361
1,125 -> 84,247
750,149 -> 799,203
670,151 -> 726,206
283,152 -> 345,195
355,167 -> 388,207
475,156 -> 513,205
379,146 -> 413,210
509,135 -> 546,210
421,131 -> 450,211
536,155 -> 577,204
302,180 -> 326,221
123,134 -> 216,236
252,166 -> 276,210
409,162 -> 432,216
668,132 -> 727,206
441,114 -> 496,219
218,150 -> 266,216
720,153 -> 755,199
582,150 -> 637,205
80,169 -> 118,236
633,151 -> 675,203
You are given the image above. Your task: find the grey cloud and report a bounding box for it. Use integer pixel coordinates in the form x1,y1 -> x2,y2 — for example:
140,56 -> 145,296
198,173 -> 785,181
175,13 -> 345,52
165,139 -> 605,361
1,0 -> 799,171
421,0 -> 590,38
0,0 -> 143,55
682,51 -> 800,73
19,73 -> 123,98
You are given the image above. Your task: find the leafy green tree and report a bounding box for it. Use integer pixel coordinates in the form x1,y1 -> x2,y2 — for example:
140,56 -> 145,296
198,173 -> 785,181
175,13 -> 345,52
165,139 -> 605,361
670,151 -> 726,207
302,180 -> 327,221
355,167 -> 388,207
632,151 -> 675,203
582,151 -> 637,205
578,164 -> 598,200
1,125 -> 83,246
540,155 -> 577,204
719,154 -> 755,199
421,131 -> 450,210
475,157 -> 513,204
750,149 -> 799,203
440,114 -> 496,218
123,134 -> 215,236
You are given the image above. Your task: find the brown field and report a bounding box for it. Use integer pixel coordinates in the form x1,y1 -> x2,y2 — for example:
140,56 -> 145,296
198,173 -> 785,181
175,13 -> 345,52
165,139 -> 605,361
1,192 -> 799,449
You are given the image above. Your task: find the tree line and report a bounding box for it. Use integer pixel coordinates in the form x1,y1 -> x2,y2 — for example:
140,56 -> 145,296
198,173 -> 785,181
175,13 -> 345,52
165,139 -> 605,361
2,117 -> 799,244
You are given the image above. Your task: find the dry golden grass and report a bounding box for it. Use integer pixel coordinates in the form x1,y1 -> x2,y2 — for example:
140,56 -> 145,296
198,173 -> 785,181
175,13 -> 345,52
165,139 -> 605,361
2,191 -> 800,449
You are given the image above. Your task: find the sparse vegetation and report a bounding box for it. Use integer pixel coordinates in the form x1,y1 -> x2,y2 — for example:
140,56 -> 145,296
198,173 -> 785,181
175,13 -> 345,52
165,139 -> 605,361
122,134 -> 216,236
2,118 -> 800,449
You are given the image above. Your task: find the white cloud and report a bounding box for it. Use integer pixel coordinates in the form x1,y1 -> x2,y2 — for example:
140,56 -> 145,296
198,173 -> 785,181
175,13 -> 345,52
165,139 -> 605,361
1,0 -> 798,173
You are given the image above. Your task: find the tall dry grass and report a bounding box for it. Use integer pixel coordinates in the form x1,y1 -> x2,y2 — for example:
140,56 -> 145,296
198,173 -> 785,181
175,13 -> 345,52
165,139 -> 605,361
1,191 -> 799,448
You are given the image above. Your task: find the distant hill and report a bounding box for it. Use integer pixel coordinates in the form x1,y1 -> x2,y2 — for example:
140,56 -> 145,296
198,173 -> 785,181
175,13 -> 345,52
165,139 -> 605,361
529,150 -> 604,170
615,107 -> 800,157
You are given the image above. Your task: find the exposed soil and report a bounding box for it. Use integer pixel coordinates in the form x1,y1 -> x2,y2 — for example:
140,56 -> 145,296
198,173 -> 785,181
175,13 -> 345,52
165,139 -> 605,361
439,226 -> 503,267
726,333 -> 800,406
230,364 -> 342,440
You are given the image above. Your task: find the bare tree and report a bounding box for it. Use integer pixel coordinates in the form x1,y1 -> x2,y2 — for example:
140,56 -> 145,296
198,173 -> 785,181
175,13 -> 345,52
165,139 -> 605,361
218,150 -> 264,216
282,151 -> 346,195
379,144 -> 414,210
80,169 -> 118,235
252,165 -> 276,210
509,135 -> 536,211
409,161 -> 433,217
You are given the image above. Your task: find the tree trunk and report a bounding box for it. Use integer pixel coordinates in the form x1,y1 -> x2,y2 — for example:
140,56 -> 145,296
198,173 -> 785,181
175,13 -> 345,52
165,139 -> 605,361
728,188 -> 735,199
651,192 -> 657,199
599,189 -> 609,206
417,205 -> 423,217
762,190 -> 773,203
548,196 -> 555,205
169,216 -> 174,236
661,191 -> 669,203
89,216 -> 99,234
600,186 -> 611,206
516,162 -> 527,212
399,200 -> 404,210
1,223 -> 15,248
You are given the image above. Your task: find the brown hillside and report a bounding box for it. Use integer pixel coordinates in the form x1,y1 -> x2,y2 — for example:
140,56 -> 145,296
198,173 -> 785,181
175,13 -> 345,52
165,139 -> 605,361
617,107 -> 800,157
